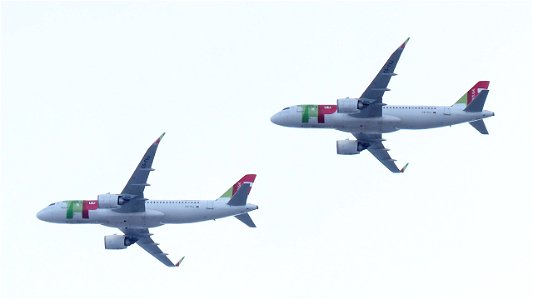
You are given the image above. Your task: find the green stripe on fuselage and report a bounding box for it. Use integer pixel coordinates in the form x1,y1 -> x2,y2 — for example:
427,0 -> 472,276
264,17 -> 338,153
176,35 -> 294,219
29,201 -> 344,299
66,200 -> 83,219
301,105 -> 318,123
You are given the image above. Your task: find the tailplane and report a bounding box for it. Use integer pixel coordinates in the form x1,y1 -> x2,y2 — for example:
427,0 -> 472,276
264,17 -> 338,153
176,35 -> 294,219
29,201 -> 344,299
464,89 -> 491,134
227,183 -> 252,206
453,81 -> 490,107
235,213 -> 256,227
217,174 -> 258,227
464,89 -> 489,112
469,119 -> 489,134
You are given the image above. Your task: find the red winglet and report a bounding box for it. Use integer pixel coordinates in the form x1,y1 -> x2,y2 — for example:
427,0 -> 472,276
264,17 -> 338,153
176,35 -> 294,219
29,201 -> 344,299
175,256 -> 185,267
399,37 -> 410,49
155,132 -> 166,144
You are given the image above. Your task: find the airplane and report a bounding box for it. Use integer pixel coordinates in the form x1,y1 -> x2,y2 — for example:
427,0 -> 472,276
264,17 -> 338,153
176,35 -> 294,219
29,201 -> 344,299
271,38 -> 494,173
36,133 -> 259,267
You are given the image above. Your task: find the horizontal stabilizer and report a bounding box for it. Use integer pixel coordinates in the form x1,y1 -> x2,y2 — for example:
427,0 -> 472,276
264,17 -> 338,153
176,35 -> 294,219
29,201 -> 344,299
469,119 -> 489,134
235,213 -> 256,227
464,90 -> 489,112
227,183 -> 252,206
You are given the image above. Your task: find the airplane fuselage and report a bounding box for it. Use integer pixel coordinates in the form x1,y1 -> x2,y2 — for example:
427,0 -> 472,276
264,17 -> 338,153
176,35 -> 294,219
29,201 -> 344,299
271,104 -> 494,134
37,199 -> 258,228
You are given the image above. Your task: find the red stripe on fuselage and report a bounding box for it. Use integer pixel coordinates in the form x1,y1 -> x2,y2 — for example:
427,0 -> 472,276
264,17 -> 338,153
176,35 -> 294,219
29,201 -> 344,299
82,200 -> 98,218
318,105 -> 337,123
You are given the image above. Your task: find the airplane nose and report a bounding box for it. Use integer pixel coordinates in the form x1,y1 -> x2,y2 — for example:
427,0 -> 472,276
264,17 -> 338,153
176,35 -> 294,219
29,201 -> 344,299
271,113 -> 282,125
36,209 -> 45,221
36,209 -> 50,222
271,112 -> 288,126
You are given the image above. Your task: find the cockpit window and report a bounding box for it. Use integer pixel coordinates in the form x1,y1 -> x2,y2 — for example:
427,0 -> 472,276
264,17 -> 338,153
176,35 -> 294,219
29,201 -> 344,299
48,203 -> 55,206
282,107 -> 290,110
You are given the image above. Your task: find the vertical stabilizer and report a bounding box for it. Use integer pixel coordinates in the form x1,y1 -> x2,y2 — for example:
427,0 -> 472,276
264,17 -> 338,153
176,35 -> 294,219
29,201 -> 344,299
453,81 -> 490,106
218,174 -> 256,199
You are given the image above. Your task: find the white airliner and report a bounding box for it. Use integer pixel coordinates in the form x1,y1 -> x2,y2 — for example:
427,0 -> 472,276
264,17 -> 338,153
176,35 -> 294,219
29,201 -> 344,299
36,133 -> 258,267
271,38 -> 494,173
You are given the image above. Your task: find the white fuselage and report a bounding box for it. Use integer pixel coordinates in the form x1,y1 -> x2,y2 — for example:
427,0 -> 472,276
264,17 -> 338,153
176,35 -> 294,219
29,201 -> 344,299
271,104 -> 494,134
36,200 -> 258,228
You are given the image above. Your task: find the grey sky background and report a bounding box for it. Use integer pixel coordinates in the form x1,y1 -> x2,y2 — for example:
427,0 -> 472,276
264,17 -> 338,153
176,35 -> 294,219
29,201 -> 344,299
1,1 -> 532,300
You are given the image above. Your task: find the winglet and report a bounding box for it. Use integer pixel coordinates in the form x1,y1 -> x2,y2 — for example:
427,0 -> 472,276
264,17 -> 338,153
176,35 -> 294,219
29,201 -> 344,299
175,256 -> 185,267
400,163 -> 409,173
155,132 -> 166,144
400,37 -> 410,49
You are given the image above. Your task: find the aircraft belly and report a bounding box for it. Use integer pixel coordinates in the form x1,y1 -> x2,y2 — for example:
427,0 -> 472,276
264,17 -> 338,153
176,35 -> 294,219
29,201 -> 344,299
159,204 -> 248,224
392,110 -> 446,129
157,207 -> 208,224
446,112 -> 484,126
96,209 -> 164,228
398,116 -> 444,129
333,115 -> 400,133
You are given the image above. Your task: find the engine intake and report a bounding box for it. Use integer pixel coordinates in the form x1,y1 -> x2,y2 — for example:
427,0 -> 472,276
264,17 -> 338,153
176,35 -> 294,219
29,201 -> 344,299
337,140 -> 368,155
97,193 -> 127,208
337,98 -> 366,113
104,235 -> 137,249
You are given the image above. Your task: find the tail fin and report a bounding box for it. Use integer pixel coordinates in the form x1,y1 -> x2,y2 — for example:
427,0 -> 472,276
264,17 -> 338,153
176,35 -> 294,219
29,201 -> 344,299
453,81 -> 490,106
218,174 -> 256,199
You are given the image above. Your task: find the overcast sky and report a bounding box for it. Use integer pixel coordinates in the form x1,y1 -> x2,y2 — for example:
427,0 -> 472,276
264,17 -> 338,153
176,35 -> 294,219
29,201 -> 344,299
1,1 -> 532,300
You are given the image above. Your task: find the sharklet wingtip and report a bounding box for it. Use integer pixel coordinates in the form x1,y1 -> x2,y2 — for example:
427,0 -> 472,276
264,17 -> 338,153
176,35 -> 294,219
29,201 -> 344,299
400,37 -> 410,49
400,162 -> 410,173
155,132 -> 166,144
175,256 -> 185,267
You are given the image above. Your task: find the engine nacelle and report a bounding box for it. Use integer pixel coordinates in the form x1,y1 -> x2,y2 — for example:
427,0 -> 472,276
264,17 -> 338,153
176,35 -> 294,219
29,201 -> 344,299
104,235 -> 137,249
337,140 -> 367,155
97,193 -> 127,208
337,98 -> 365,113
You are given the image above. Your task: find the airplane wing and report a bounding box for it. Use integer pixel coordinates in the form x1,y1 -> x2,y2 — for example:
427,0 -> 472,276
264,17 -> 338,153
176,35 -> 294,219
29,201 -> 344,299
353,133 -> 407,173
121,227 -> 183,267
357,38 -> 409,118
117,133 -> 165,213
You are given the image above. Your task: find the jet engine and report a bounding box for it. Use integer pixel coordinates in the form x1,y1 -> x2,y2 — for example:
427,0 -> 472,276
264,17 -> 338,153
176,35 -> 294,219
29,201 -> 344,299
336,140 -> 368,155
104,234 -> 137,249
337,98 -> 366,113
97,193 -> 127,208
